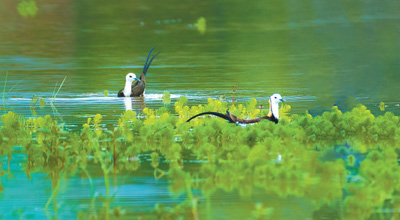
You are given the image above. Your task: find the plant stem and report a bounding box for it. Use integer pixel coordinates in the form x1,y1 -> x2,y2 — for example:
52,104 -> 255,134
0,155 -> 3,172
94,144 -> 110,220
113,138 -> 116,187
81,167 -> 98,220
45,177 -> 61,211
7,153 -> 12,177
51,82 -> 58,104
103,167 -> 110,220
54,76 -> 67,99
30,95 -> 37,108
206,195 -> 212,220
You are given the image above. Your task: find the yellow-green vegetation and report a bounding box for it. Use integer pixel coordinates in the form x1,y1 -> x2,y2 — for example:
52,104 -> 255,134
1,97 -> 400,219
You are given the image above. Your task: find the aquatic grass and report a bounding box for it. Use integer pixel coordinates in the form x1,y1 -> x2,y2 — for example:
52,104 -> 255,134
44,177 -> 61,212
51,82 -> 58,102
51,76 -> 67,105
0,72 -> 23,103
30,95 -> 39,108
29,95 -> 45,116
232,86 -> 237,104
2,71 -> 8,103
6,80 -> 22,94
162,91 -> 171,104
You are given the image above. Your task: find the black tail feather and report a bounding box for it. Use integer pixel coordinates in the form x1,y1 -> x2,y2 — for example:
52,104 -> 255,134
186,112 -> 234,123
144,52 -> 160,74
142,47 -> 155,74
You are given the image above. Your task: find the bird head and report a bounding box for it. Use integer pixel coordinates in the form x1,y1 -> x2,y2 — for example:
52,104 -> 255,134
126,73 -> 141,83
270,93 -> 285,105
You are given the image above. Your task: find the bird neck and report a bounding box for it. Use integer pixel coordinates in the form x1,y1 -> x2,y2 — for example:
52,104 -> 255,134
271,102 -> 279,119
123,80 -> 132,97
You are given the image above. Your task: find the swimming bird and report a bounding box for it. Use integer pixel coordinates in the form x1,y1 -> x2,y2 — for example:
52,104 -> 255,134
118,47 -> 159,97
187,93 -> 285,124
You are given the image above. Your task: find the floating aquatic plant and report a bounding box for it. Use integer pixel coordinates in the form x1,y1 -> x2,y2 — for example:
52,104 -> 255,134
196,17 -> 206,34
17,0 -> 38,18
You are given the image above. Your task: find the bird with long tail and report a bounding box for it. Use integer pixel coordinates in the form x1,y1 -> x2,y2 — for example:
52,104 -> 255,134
118,47 -> 159,97
187,93 -> 285,124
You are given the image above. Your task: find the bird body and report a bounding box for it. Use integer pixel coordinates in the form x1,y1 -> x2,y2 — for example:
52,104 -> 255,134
118,47 -> 159,97
187,93 -> 285,124
269,93 -> 284,120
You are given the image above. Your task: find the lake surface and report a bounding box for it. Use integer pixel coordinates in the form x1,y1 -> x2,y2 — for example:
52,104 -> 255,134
0,0 -> 400,219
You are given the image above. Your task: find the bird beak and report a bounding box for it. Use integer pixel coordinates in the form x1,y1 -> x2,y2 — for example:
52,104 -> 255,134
134,78 -> 141,82
280,99 -> 285,102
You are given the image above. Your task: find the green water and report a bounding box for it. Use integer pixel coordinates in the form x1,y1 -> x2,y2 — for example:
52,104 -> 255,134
1,0 -> 400,219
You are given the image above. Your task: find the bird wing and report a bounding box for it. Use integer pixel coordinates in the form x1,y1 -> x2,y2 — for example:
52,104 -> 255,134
117,89 -> 125,97
131,77 -> 145,96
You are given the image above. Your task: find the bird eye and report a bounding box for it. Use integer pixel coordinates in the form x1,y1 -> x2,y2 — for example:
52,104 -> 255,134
275,97 -> 277,99
129,75 -> 132,78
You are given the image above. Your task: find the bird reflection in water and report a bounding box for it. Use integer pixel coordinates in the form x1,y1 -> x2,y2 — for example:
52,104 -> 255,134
123,96 -> 146,111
